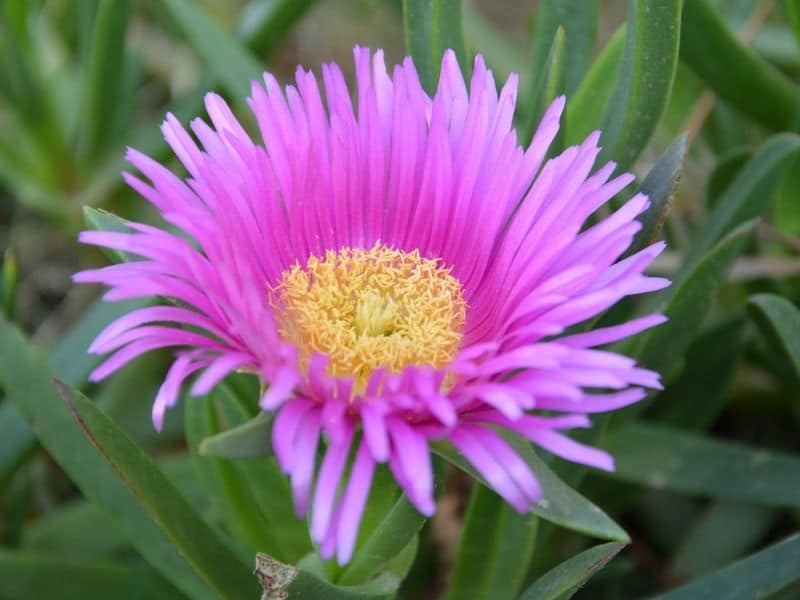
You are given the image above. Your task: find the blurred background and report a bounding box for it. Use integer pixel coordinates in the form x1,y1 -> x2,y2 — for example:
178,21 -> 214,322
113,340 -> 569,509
2,0 -> 800,598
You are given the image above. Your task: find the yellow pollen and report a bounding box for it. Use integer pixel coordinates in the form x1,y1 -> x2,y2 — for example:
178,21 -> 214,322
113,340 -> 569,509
272,242 -> 466,394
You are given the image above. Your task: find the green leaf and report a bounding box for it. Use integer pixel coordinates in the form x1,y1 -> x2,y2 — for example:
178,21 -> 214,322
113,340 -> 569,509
706,147 -> 751,209
446,484 -> 538,600
462,7 -> 526,91
339,495 -> 427,586
184,393 -> 287,561
402,0 -> 470,95
649,314 -> 746,430
256,553 -> 398,599
198,411 -> 272,458
24,499 -> 130,559
432,435 -> 628,542
681,0 -> 800,131
0,297 -> 147,487
529,0 -> 597,97
238,0 -> 317,57
747,294 -> 800,385
1,248 -> 17,320
565,25 -> 625,147
518,541 -> 627,600
774,153 -> 800,238
211,384 -> 313,562
685,133 -> 800,268
672,501 -> 776,578
0,403 -> 35,488
652,532 -> 800,600
784,0 -> 800,48
0,550 -> 180,600
0,320 -> 233,598
24,455 -> 206,559
156,0 -> 264,100
55,379 -> 258,598
635,220 -> 756,382
600,423 -> 800,507
78,0 -> 131,163
598,0 -> 681,170
522,26 -> 566,144
624,132 -> 687,259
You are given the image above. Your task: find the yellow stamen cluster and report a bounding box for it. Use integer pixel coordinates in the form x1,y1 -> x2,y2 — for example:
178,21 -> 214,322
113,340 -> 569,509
272,242 -> 466,394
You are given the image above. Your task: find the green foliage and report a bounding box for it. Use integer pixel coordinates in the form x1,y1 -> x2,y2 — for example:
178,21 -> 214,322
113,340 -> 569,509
682,0 -> 800,131
446,484 -> 538,600
598,0 -> 682,170
653,533 -> 800,599
518,542 -> 627,600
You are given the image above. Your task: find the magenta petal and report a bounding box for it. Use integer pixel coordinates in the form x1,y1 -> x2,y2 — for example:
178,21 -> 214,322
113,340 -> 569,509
387,419 -> 435,516
526,429 -> 614,471
290,409 -> 322,517
272,398 -> 315,473
335,441 -> 376,564
310,420 -> 355,542
152,354 -> 208,431
449,426 -> 530,512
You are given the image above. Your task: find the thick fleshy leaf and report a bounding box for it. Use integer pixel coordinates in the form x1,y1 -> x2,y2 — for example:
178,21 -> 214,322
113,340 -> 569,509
432,436 -> 628,542
747,294 -> 800,384
652,533 -> 800,600
237,0 -> 317,56
600,423 -> 800,507
522,25 -> 565,144
518,541 -> 627,600
446,484 -> 538,600
210,384 -> 313,562
685,133 -> 800,268
0,403 -> 34,488
0,320 -> 237,598
624,132 -> 688,259
402,0 -> 470,94
198,411 -> 272,458
681,0 -> 800,131
55,379 -> 258,598
255,553 -> 398,599
529,0 -> 597,97
671,501 -> 776,578
706,147 -> 751,208
184,392 -> 277,560
22,456 -> 202,559
598,0 -> 681,170
461,7 -> 525,88
0,297 -> 146,487
635,220 -> 756,382
649,315 -> 746,430
23,500 -> 125,559
0,550 -> 180,600
339,495 -> 427,586
565,25 -> 625,146
156,0 -> 263,100
1,248 -> 16,320
78,0 -> 130,163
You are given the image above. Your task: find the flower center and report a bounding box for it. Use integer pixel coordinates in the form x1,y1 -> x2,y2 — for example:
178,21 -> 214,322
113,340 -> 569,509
272,242 -> 466,393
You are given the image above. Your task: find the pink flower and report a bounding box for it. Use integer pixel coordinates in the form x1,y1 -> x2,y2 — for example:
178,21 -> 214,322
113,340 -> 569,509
75,47 -> 668,564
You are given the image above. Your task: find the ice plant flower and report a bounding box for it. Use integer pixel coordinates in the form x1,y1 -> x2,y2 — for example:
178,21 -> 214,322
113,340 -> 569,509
75,48 -> 668,564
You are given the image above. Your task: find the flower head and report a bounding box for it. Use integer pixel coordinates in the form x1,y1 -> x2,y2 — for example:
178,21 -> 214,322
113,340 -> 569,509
76,47 -> 668,564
